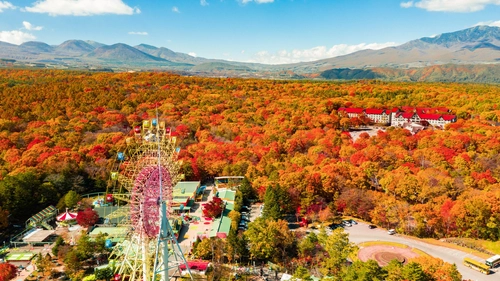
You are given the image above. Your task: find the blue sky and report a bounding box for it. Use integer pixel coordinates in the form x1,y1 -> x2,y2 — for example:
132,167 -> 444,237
1,0 -> 500,64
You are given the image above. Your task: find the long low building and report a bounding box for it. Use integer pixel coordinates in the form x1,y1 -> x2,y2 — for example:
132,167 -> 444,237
338,106 -> 457,128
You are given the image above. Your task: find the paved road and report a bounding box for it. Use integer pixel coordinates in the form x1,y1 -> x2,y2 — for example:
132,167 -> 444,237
343,222 -> 497,281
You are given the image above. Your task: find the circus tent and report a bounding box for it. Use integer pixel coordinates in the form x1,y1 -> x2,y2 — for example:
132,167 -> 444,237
57,209 -> 77,221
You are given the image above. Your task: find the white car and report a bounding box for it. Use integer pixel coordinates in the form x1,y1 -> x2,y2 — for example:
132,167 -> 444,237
388,229 -> 396,235
342,221 -> 352,227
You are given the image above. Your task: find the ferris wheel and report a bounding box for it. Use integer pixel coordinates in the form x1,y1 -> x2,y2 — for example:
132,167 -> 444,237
106,119 -> 192,281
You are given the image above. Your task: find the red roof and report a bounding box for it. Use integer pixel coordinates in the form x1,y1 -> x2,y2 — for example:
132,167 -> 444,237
179,261 -> 210,271
442,115 -> 456,121
399,112 -> 415,119
365,108 -> 385,114
419,113 -> 441,120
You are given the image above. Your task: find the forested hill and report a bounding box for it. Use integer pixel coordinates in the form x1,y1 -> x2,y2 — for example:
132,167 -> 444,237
0,69 -> 500,243
319,64 -> 500,83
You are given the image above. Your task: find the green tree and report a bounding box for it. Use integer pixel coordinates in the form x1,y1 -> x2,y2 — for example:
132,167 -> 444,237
76,231 -> 95,260
226,229 -> 248,263
239,177 -> 256,205
0,207 -> 8,229
94,232 -> 108,254
263,185 -> 282,221
193,238 -> 212,260
95,267 -> 114,281
52,236 -> 65,256
342,260 -> 386,281
292,266 -> 312,281
64,190 -> 81,209
384,259 -> 403,281
401,262 -> 429,281
298,232 -> 318,258
35,253 -> 53,278
262,184 -> 292,221
321,228 -> 357,276
245,218 -> 295,264
0,172 -> 41,219
63,249 -> 82,275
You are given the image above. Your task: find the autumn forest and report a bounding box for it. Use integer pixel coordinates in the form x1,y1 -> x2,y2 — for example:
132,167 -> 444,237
1,69 -> 500,243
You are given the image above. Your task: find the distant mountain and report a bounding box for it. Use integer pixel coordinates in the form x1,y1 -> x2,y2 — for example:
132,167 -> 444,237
417,25 -> 500,47
288,25 -> 500,73
56,40 -> 95,54
134,44 -> 208,64
85,40 -> 106,49
19,41 -> 54,53
86,43 -> 168,62
1,25 -> 500,82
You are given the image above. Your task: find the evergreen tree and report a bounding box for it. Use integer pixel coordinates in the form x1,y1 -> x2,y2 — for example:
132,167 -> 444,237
239,177 -> 256,205
263,185 -> 282,221
401,262 -> 430,281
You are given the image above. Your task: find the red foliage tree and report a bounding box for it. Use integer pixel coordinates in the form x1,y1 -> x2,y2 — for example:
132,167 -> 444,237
76,208 -> 99,228
0,263 -> 17,281
202,196 -> 225,218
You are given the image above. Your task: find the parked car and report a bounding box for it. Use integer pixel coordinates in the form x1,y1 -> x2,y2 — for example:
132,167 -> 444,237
348,219 -> 358,225
388,229 -> 396,235
342,220 -> 352,227
329,223 -> 343,230
368,224 -> 377,229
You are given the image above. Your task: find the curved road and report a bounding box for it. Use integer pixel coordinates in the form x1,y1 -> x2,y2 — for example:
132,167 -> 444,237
343,222 -> 496,281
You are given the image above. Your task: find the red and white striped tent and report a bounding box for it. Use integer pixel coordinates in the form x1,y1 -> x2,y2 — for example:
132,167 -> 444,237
57,209 -> 77,221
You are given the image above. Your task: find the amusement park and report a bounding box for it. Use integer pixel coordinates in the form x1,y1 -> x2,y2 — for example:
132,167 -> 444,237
0,118 -> 246,281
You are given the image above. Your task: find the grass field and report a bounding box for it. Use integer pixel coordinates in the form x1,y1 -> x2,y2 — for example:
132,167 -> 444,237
482,240 -> 500,255
5,252 -> 35,261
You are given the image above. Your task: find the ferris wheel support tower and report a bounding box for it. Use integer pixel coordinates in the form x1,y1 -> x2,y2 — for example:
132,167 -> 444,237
108,119 -> 193,281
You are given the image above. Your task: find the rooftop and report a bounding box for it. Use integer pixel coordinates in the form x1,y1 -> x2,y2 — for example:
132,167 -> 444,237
217,189 -> 236,201
173,181 -> 200,197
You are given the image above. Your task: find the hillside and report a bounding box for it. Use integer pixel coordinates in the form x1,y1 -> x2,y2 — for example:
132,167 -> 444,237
320,64 -> 500,83
285,25 -> 500,73
55,40 -> 96,54
86,43 -> 167,62
135,44 -> 208,64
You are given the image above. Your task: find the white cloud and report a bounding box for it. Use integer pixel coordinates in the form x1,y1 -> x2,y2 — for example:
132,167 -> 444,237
0,1 -> 15,12
248,42 -> 398,65
200,0 -> 209,6
188,52 -> 197,57
400,1 -> 414,8
172,6 -> 180,13
0,30 -> 36,44
23,21 -> 43,31
128,31 -> 148,35
24,0 -> 140,16
474,20 -> 500,27
408,0 -> 500,12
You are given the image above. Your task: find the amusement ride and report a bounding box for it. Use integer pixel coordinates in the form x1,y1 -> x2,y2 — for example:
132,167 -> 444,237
106,117 -> 192,281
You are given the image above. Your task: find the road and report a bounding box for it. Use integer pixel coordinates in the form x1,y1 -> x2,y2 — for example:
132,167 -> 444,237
343,222 -> 497,281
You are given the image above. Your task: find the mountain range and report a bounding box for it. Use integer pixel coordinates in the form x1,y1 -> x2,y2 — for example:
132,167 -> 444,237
1,25 -> 500,82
